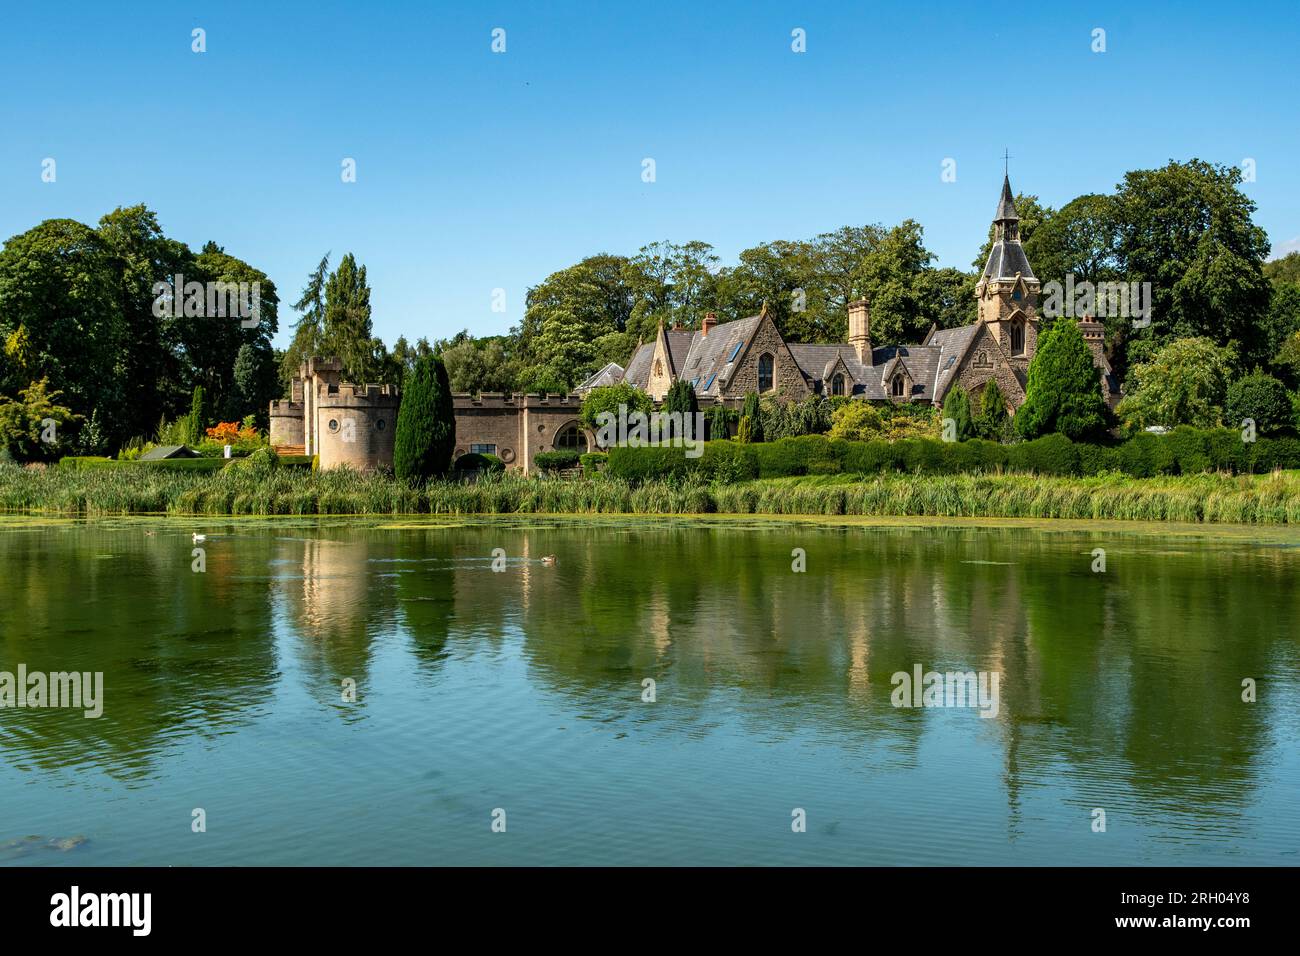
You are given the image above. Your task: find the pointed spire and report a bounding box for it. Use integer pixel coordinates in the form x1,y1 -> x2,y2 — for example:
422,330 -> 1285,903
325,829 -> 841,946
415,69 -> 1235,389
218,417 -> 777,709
995,174 -> 1019,222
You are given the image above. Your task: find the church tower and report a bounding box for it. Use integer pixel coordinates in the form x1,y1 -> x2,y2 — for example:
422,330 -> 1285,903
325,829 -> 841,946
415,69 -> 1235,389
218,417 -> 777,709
976,175 -> 1040,369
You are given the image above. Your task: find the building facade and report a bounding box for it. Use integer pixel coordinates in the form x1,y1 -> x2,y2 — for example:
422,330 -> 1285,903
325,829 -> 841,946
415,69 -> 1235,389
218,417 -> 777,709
273,178 -> 1118,473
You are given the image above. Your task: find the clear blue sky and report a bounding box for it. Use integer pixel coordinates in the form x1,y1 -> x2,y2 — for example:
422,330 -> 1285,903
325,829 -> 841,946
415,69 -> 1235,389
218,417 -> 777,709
2,0 -> 1297,350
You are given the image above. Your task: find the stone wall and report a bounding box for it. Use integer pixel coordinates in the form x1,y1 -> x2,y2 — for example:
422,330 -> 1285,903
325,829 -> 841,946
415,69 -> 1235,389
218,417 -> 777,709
452,393 -> 591,474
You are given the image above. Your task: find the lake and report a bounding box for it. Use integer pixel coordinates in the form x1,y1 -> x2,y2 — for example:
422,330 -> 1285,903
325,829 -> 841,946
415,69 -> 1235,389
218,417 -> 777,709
1,515 -> 1297,866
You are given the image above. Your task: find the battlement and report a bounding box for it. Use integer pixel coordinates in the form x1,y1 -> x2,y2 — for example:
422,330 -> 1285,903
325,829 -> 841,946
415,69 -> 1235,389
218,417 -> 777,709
300,356 -> 343,379
454,392 -> 580,408
270,400 -> 304,415
317,381 -> 400,403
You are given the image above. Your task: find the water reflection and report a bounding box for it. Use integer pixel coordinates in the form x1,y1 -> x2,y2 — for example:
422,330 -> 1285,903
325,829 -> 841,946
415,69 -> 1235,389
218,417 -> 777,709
0,518 -> 1296,862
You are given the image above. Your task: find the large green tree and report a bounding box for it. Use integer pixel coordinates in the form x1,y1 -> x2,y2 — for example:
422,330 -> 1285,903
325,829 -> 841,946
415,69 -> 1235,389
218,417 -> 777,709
1016,319 -> 1109,440
1115,337 -> 1236,430
393,353 -> 455,481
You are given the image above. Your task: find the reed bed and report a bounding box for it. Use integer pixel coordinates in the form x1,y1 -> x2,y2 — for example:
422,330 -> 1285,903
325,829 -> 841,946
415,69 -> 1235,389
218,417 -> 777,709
2,462 -> 1298,524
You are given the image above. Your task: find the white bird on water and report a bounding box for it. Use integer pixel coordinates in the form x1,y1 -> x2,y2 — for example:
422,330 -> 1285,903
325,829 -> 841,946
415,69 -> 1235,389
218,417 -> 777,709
192,533 -> 206,544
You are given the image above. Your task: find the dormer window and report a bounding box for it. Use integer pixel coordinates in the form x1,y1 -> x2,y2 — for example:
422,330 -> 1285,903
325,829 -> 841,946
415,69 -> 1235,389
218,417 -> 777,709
891,374 -> 905,398
1012,288 -> 1022,301
831,373 -> 845,396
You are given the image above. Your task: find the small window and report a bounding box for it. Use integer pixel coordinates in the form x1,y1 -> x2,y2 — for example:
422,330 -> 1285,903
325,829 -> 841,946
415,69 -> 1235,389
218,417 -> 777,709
376,419 -> 386,431
758,353 -> 775,392
470,443 -> 497,455
728,342 -> 743,362
1012,289 -> 1022,301
891,375 -> 905,398
690,377 -> 699,388
831,373 -> 846,396
1010,321 -> 1025,355
328,419 -> 340,432
704,373 -> 717,390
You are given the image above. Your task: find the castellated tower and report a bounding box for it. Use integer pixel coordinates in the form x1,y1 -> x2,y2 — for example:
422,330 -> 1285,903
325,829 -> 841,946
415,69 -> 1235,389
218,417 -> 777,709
847,298 -> 871,363
976,175 -> 1041,370
271,357 -> 399,471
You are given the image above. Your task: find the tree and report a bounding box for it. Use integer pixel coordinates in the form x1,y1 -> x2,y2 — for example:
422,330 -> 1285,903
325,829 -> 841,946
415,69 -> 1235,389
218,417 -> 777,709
662,378 -> 698,424
578,382 -> 653,436
0,378 -> 80,462
393,354 -> 455,481
230,342 -> 280,425
708,403 -> 730,440
281,252 -> 330,386
188,385 -> 211,445
738,392 -> 764,443
321,253 -> 377,382
1264,252 -> 1300,285
1016,320 -> 1109,440
941,386 -> 975,440
1115,337 -> 1235,430
974,380 -> 1010,442
1114,160 -> 1271,365
1225,371 -> 1293,434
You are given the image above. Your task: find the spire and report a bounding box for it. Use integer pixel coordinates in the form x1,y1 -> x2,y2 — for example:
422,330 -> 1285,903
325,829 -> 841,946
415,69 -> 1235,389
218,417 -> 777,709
995,174 -> 1019,223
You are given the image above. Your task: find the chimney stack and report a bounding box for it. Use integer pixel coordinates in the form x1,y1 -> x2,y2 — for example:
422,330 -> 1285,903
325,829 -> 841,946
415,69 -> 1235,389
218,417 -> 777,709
847,298 -> 871,364
702,312 -> 717,336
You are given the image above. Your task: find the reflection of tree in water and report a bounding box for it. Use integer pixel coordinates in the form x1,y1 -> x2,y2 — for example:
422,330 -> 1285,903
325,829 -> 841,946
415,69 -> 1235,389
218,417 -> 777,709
0,526 -> 277,779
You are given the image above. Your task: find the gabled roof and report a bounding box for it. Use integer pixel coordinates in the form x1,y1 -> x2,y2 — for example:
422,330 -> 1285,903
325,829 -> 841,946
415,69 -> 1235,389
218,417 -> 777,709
681,315 -> 763,397
623,343 -> 654,387
140,444 -> 198,460
575,362 -> 625,393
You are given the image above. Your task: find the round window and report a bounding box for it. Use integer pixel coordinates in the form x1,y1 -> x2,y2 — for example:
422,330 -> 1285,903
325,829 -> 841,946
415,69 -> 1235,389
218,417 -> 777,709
328,419 -> 340,433
500,447 -> 516,463
376,419 -> 386,430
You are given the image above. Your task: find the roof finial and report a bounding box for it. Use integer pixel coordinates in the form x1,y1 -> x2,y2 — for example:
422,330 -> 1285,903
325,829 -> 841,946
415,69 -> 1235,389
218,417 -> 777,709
1003,147 -> 1012,176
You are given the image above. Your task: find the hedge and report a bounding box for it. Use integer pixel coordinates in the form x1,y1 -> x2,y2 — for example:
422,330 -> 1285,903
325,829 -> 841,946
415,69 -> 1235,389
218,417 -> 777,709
58,456 -> 229,472
602,427 -> 1300,483
534,450 -> 581,472
580,452 -> 607,477
453,452 -> 505,474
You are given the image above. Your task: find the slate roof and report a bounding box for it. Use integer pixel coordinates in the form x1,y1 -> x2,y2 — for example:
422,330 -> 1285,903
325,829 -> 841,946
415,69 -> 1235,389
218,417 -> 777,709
982,240 -> 1036,281
995,174 -> 1019,221
679,316 -> 762,398
623,343 -> 654,387
140,444 -> 198,460
575,362 -> 625,393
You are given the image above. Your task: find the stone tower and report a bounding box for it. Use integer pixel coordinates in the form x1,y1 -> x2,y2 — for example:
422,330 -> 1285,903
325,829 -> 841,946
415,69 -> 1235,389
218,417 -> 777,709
975,175 -> 1040,370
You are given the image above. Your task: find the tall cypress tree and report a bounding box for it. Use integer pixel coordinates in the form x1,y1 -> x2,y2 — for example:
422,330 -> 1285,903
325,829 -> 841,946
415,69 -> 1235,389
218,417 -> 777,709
1015,320 -> 1108,440
321,253 -> 375,382
393,354 -> 455,481
941,385 -> 975,440
975,380 -> 1009,441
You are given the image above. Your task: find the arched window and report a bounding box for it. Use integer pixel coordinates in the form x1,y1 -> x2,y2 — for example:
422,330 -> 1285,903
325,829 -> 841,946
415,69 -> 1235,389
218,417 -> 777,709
555,423 -> 588,452
757,353 -> 775,392
891,374 -> 905,398
831,373 -> 846,396
1009,320 -> 1025,355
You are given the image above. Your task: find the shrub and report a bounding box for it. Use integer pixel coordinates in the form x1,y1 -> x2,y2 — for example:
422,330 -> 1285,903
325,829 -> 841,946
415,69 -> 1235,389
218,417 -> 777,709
579,382 -> 654,433
1226,371 -> 1293,435
579,452 -> 607,477
534,450 -> 581,472
57,456 -> 112,470
453,452 -> 504,476
1164,426 -> 1211,474
1008,433 -> 1080,476
829,401 -> 885,441
975,381 -> 1011,442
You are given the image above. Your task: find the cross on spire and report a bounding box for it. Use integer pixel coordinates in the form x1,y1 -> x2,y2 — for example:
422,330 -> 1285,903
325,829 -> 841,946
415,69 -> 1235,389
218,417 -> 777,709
1002,148 -> 1012,176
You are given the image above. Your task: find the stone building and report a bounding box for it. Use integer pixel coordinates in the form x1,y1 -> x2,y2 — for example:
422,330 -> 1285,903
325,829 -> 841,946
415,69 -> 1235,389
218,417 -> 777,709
618,175 -> 1117,412
272,177 -> 1118,474
271,357 -> 399,471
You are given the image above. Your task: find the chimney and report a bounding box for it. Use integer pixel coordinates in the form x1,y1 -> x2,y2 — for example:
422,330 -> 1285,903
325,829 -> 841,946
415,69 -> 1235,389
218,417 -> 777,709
847,298 -> 871,364
702,312 -> 717,337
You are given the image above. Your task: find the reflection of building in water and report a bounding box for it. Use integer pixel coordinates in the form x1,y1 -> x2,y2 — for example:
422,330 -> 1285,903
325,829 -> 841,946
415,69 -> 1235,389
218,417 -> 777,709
284,537 -> 382,689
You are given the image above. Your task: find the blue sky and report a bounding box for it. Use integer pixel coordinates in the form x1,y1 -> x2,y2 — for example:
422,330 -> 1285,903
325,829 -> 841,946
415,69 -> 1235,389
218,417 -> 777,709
1,0 -> 1297,349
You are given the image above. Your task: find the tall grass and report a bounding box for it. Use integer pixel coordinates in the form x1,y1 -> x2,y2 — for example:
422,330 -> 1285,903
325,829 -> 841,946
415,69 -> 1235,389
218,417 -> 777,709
1,462 -> 1298,524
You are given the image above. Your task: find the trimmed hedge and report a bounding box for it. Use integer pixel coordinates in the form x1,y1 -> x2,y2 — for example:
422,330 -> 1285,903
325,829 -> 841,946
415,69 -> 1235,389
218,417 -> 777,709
534,450 -> 581,472
58,456 -> 229,472
603,427 -> 1300,483
453,452 -> 505,474
580,452 -> 608,477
